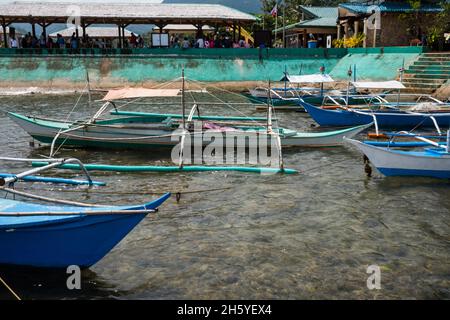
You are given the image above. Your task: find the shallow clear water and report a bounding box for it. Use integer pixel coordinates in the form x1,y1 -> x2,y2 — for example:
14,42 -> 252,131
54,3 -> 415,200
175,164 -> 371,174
0,94 -> 449,300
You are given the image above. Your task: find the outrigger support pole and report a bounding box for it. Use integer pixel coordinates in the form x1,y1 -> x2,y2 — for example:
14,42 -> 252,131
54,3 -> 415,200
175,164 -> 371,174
446,130 -> 449,153
266,80 -> 284,172
0,157 -> 94,186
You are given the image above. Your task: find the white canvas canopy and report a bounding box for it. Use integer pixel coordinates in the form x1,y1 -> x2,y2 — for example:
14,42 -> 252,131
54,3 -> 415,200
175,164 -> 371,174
102,88 -> 181,101
281,74 -> 335,83
351,81 -> 405,90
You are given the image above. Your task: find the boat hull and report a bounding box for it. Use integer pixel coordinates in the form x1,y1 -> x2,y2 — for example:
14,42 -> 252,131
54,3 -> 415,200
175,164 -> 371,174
346,138 -> 450,179
301,101 -> 450,129
8,113 -> 371,149
0,194 -> 170,268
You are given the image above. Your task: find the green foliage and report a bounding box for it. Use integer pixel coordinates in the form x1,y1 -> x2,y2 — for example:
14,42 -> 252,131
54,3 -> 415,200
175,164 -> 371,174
332,33 -> 365,48
400,0 -> 449,44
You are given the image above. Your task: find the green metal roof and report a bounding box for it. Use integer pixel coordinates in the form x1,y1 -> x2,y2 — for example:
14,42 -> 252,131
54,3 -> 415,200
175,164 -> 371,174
274,17 -> 337,33
299,6 -> 338,19
339,2 -> 444,14
274,6 -> 337,32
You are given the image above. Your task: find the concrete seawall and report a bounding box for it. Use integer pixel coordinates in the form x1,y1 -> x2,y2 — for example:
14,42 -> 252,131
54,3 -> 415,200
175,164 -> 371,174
0,47 -> 424,91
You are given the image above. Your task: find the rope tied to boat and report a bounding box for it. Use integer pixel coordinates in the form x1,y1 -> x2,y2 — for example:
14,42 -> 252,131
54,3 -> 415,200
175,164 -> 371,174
0,274 -> 21,300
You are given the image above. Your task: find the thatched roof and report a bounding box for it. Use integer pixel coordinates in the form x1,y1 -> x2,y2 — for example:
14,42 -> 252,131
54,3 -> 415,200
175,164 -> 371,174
0,2 -> 257,25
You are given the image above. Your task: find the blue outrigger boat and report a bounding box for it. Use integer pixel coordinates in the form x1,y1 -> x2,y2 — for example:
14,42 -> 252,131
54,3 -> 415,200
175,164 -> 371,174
301,101 -> 450,129
0,157 -> 171,268
300,80 -> 450,130
0,194 -> 170,268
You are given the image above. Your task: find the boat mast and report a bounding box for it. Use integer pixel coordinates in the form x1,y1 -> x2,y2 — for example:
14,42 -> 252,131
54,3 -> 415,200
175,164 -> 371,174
267,80 -> 272,132
346,66 -> 352,106
182,66 -> 186,130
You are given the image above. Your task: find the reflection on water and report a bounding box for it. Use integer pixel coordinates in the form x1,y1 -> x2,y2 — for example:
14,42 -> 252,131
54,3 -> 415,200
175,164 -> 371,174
0,94 -> 449,300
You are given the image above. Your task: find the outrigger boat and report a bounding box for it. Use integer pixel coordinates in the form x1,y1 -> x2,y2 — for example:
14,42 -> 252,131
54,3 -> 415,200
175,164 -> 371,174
8,72 -> 372,153
345,131 -> 450,179
0,157 -> 170,268
300,81 -> 450,132
248,72 -> 342,111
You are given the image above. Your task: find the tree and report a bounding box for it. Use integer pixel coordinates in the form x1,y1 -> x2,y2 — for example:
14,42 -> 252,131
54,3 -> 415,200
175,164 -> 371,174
255,0 -> 341,32
400,0 -> 449,49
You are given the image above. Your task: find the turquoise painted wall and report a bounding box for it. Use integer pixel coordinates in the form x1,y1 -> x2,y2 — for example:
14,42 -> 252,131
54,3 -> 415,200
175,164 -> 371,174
330,52 -> 420,81
0,47 -> 425,86
0,56 -> 341,84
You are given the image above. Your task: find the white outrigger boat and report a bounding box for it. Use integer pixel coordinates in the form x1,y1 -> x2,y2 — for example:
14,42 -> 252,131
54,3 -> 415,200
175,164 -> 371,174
345,131 -> 450,179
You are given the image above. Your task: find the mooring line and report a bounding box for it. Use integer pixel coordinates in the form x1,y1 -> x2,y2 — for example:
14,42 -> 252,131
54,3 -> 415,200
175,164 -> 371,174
0,274 -> 21,300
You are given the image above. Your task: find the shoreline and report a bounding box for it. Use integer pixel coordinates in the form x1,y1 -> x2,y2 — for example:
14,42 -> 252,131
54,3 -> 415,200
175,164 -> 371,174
0,82 -> 448,100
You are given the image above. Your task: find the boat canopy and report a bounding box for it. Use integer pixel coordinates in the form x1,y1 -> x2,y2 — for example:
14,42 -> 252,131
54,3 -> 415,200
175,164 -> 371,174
102,88 -> 181,101
351,81 -> 405,90
280,74 -> 335,83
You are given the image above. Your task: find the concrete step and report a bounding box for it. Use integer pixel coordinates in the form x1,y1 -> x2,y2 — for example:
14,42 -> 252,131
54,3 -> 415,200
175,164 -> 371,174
403,73 -> 449,79
404,70 -> 450,77
417,57 -> 450,62
422,52 -> 450,57
402,87 -> 436,94
402,78 -> 446,84
403,83 -> 443,89
408,65 -> 450,72
413,61 -> 450,66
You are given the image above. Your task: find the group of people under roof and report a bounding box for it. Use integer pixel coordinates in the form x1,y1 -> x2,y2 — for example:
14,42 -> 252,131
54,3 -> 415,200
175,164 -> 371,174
4,30 -> 253,50
6,32 -> 125,49
171,32 -> 252,49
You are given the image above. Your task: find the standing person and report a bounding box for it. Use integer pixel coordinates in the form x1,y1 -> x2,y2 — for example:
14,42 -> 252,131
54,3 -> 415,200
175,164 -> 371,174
130,33 -> 137,48
39,33 -> 46,48
137,35 -> 144,48
25,32 -> 32,48
70,33 -> 78,49
182,37 -> 190,49
195,33 -> 204,48
31,35 -> 39,48
46,36 -> 54,48
9,36 -> 18,48
239,37 -> 246,48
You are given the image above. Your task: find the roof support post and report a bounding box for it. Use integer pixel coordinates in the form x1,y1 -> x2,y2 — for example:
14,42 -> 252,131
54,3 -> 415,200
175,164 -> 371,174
42,22 -> 47,38
337,23 -> 341,40
232,22 -> 236,43
75,27 -> 79,47
31,22 -> 36,38
117,24 -> 122,48
363,18 -> 367,48
82,23 -> 86,42
121,25 -> 125,48
238,23 -> 241,41
354,20 -> 359,36
302,29 -> 307,48
373,24 -> 377,48
344,21 -> 348,40
1,18 -> 7,48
